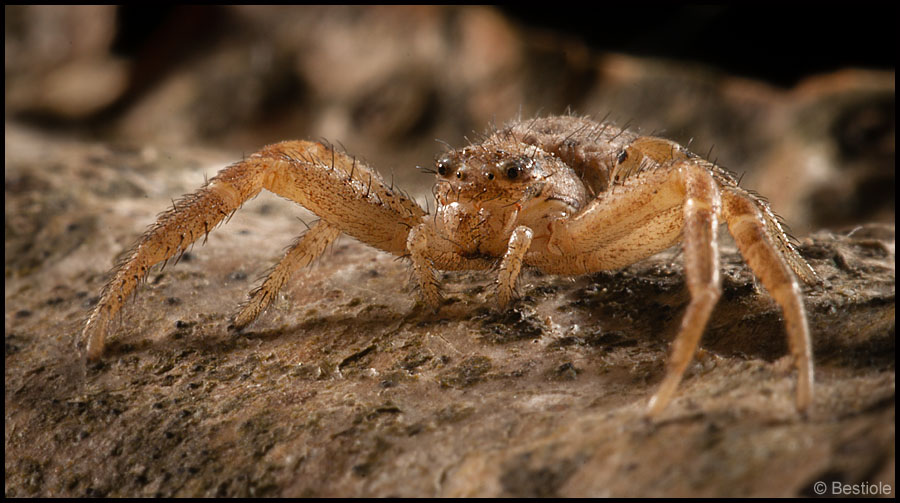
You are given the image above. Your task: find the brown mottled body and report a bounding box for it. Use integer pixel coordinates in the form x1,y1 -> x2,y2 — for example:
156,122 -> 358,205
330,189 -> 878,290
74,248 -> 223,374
83,115 -> 818,416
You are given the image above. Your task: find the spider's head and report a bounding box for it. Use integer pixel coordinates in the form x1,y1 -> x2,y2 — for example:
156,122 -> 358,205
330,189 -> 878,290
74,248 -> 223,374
432,144 -> 555,207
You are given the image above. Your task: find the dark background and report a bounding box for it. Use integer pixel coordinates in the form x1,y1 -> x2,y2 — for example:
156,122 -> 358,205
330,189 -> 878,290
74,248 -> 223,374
500,5 -> 896,87
111,5 -> 896,88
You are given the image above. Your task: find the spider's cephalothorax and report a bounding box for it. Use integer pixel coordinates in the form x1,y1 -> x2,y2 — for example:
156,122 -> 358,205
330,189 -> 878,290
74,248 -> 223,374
83,115 -> 819,417
430,143 -> 588,260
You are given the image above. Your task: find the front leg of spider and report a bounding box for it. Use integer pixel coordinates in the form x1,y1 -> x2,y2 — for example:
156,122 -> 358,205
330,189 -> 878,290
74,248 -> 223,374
83,140 -> 426,360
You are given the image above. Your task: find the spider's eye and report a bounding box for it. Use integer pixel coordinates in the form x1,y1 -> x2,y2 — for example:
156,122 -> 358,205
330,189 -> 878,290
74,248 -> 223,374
486,172 -> 495,180
436,157 -> 453,177
502,158 -> 527,180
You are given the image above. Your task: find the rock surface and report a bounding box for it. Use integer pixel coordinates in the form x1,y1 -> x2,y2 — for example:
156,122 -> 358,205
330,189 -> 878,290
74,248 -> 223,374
5,124 -> 894,497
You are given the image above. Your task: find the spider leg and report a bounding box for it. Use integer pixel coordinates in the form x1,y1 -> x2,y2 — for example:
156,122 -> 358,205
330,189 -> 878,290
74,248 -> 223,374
233,220 -> 341,330
84,156 -> 270,360
646,163 -> 722,416
537,157 -> 723,416
262,141 -> 425,255
540,165 -> 687,275
407,224 -> 443,308
540,146 -> 813,415
84,141 -> 425,360
721,187 -> 814,413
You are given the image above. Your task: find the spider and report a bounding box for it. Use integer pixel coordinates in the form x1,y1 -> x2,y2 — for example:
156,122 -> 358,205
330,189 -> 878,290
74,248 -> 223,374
82,115 -> 819,416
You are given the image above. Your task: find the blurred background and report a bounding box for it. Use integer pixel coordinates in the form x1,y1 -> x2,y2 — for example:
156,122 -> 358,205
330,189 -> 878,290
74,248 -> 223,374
5,5 -> 895,235
4,8 -> 895,497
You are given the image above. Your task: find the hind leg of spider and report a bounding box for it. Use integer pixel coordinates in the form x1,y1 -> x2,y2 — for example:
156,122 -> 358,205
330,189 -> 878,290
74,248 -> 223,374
721,188 -> 814,413
646,164 -> 722,416
233,220 -> 342,330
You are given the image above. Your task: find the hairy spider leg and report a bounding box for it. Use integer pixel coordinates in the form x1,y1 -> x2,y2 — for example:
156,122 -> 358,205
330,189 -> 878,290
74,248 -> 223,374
721,188 -> 814,413
233,220 -> 341,329
84,141 -> 425,360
